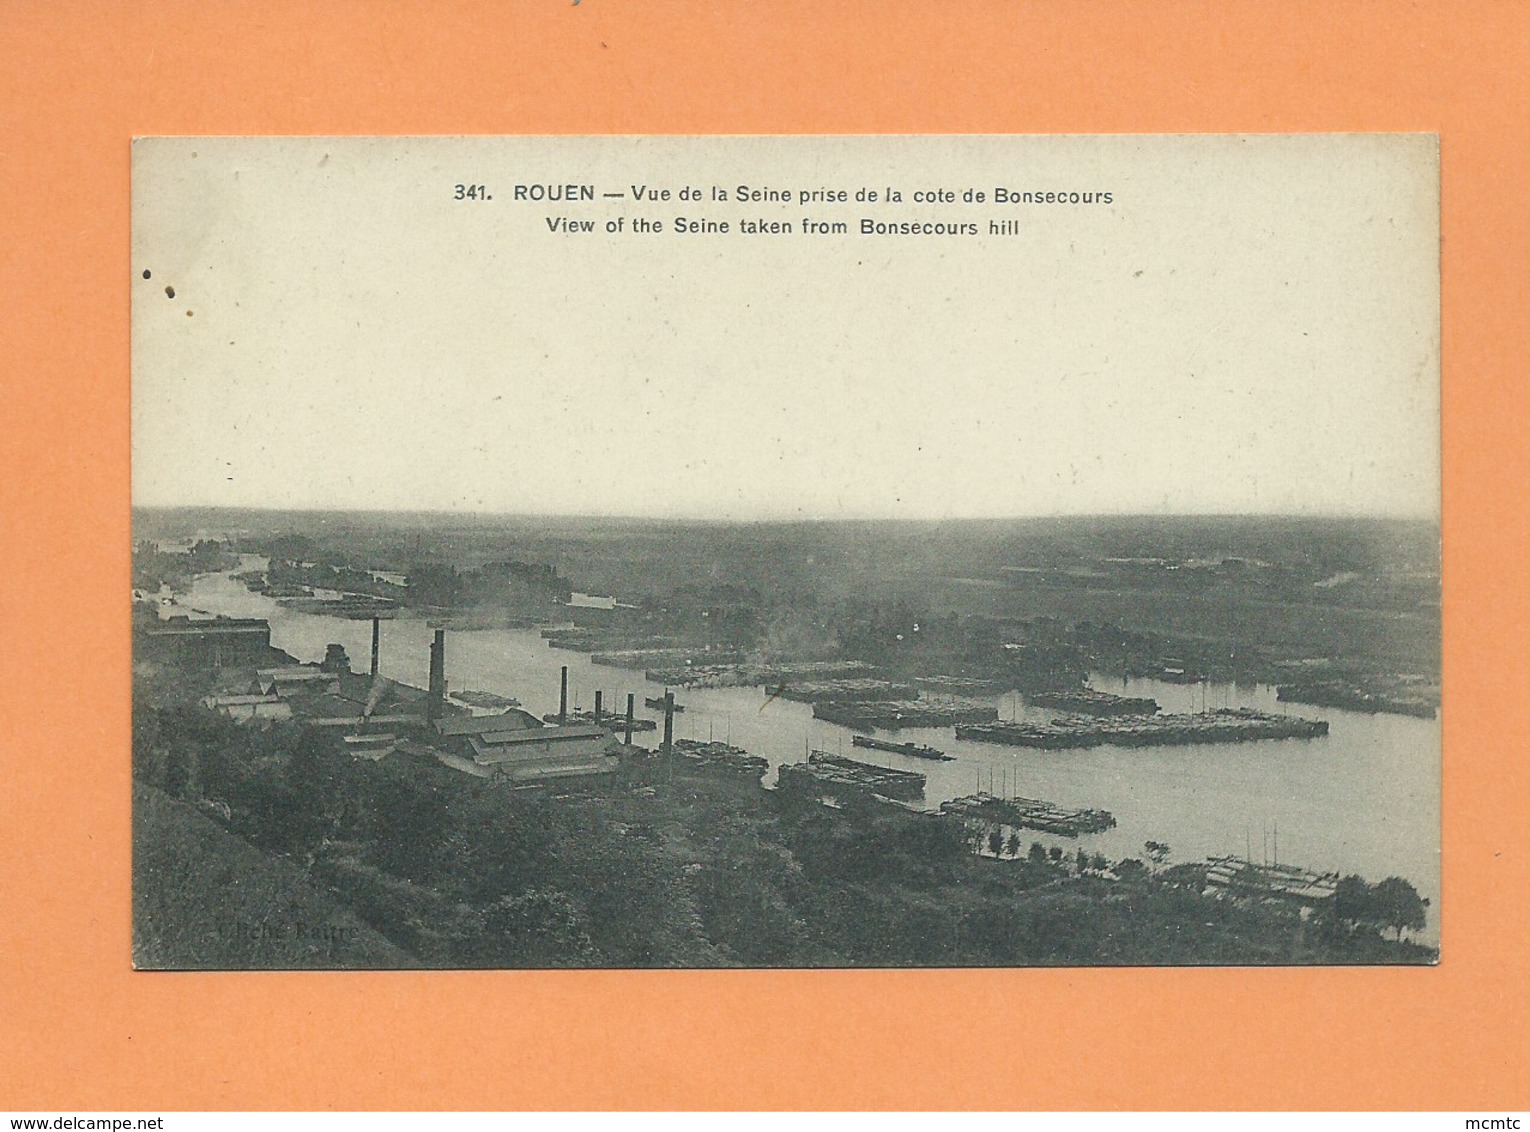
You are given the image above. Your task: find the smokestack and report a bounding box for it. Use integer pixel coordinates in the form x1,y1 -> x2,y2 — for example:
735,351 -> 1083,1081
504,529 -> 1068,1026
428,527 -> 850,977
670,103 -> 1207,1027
559,666 -> 568,724
594,690 -> 603,725
625,693 -> 635,746
663,691 -> 675,754
370,616 -> 380,678
427,628 -> 446,723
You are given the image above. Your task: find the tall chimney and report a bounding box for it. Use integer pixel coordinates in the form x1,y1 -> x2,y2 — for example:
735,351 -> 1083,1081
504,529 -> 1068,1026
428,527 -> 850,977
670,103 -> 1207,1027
427,628 -> 446,723
559,665 -> 568,725
625,693 -> 635,746
663,691 -> 675,754
594,690 -> 603,725
370,616 -> 381,678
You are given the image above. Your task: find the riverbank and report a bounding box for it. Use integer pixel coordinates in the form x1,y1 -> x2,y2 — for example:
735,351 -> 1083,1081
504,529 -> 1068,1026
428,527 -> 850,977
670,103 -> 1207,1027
178,564 -> 1441,941
133,682 -> 1436,968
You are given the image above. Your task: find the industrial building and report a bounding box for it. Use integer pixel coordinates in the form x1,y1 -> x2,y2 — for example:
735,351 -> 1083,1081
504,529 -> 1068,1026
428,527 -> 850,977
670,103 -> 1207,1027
430,714 -> 620,782
189,615 -> 623,784
134,611 -> 274,666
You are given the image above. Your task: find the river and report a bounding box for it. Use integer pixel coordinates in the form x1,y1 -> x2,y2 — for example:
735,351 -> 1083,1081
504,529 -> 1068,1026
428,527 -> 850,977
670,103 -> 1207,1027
185,565 -> 1442,940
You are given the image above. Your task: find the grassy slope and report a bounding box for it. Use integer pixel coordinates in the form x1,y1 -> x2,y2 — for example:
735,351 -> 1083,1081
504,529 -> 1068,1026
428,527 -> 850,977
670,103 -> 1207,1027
133,782 -> 416,970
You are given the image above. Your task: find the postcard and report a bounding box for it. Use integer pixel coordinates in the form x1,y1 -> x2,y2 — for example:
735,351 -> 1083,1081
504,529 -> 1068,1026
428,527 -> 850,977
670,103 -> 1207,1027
131,135 -> 1440,969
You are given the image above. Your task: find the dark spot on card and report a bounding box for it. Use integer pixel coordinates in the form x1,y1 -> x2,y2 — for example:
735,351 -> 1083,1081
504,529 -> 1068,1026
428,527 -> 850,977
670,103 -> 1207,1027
142,269 -> 152,279
165,286 -> 175,299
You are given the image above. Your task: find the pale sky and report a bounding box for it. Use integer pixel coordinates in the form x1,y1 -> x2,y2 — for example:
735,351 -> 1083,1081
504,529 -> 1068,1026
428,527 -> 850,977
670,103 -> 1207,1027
132,135 -> 1439,520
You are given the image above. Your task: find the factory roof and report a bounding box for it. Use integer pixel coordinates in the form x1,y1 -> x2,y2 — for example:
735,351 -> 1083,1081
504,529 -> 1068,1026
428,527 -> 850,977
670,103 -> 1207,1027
434,710 -> 543,737
471,724 -> 608,746
257,667 -> 337,682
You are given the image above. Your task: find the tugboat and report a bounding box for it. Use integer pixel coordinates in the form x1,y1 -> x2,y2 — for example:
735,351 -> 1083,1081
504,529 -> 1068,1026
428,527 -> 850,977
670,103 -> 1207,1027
852,734 -> 953,761
645,694 -> 684,713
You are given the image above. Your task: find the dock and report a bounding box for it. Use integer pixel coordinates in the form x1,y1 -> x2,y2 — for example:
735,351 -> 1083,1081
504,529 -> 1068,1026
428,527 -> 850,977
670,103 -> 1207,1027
955,708 -> 1329,749
939,793 -> 1117,837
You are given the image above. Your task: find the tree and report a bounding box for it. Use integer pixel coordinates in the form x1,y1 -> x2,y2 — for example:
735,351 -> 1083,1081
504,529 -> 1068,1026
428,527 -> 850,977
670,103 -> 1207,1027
1028,841 -> 1048,865
1144,841 -> 1170,866
264,533 -> 314,561
285,728 -> 351,847
988,828 -> 1006,856
406,563 -> 462,608
437,798 -> 557,904
1159,862 -> 1209,890
1371,876 -> 1428,940
1113,858 -> 1148,883
477,889 -> 598,966
1328,874 -> 1373,933
366,776 -> 451,880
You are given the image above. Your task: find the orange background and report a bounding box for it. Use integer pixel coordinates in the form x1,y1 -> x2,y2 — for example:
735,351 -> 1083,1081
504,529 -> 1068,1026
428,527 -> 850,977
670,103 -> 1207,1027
2,0 -> 1527,1111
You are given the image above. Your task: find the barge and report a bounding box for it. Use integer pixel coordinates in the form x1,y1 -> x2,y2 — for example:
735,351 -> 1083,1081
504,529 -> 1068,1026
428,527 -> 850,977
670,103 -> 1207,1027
814,698 -> 999,731
915,675 -> 1006,696
1203,856 -> 1340,907
543,710 -> 658,731
955,708 -> 1329,749
671,738 -> 768,776
449,689 -> 523,713
1276,682 -> 1438,719
776,751 -> 927,804
592,647 -> 743,670
645,660 -> 879,689
940,793 -> 1117,837
768,678 -> 920,704
851,734 -> 952,760
1028,689 -> 1160,716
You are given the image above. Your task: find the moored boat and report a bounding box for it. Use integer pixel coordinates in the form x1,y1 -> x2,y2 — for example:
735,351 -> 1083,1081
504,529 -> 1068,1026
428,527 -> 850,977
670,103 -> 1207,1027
851,734 -> 953,760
